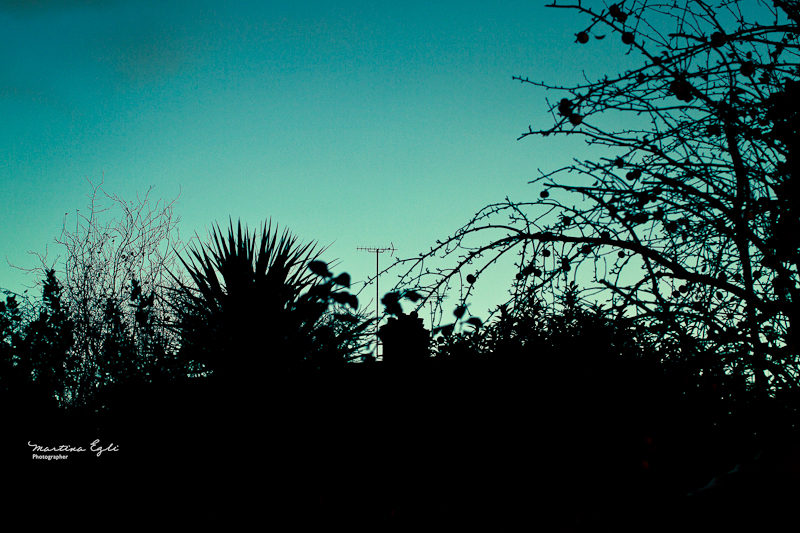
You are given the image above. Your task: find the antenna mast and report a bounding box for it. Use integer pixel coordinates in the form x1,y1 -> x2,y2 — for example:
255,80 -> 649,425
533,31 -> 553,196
357,243 -> 396,360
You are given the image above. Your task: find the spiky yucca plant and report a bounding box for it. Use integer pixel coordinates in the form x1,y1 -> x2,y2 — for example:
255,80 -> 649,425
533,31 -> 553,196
165,219 -> 370,381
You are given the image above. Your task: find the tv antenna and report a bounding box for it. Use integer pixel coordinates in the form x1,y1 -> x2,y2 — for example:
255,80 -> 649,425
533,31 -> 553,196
357,243 -> 396,359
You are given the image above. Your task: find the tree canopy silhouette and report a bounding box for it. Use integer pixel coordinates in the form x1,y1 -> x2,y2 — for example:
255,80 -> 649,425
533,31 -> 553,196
391,0 -> 800,410
7,176 -> 194,405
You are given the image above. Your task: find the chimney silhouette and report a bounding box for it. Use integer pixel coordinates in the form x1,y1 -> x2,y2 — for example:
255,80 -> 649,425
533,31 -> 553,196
377,311 -> 430,364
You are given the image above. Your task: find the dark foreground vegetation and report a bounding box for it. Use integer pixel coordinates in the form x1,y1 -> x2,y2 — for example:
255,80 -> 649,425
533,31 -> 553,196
2,262 -> 796,530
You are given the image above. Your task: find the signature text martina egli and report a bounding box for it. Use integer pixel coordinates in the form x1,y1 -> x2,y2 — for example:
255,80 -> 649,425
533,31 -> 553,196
28,440 -> 119,460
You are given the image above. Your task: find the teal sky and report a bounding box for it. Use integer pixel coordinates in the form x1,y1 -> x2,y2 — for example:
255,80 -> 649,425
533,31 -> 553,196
1,0 -> 637,328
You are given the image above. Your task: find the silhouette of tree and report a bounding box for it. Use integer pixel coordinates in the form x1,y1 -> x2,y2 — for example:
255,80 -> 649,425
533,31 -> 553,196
127,277 -> 192,381
0,292 -> 31,393
392,0 -> 800,410
7,176 -> 195,405
93,278 -> 191,387
98,295 -> 135,385
16,269 -> 75,407
164,218 -> 371,383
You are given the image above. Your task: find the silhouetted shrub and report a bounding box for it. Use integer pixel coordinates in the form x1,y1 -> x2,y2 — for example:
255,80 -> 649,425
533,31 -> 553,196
164,218 -> 371,384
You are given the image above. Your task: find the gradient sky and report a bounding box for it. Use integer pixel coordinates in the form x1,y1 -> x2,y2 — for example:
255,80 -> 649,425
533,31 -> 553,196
1,0 -> 642,329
